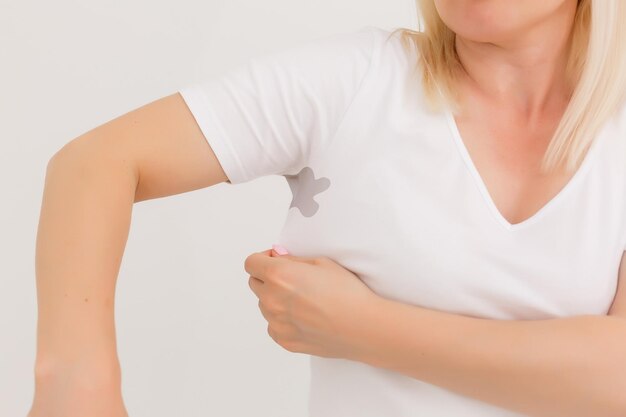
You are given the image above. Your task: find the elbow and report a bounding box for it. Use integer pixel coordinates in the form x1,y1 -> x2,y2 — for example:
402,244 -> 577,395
47,134 -> 100,173
46,135 -> 140,191
46,149 -> 67,175
46,137 -> 88,176
47,134 -> 86,168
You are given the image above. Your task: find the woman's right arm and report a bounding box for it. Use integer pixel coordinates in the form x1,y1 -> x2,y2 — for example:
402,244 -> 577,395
28,92 -> 230,417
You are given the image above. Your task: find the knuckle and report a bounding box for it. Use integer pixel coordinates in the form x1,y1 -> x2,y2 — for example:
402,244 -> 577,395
248,275 -> 260,290
268,325 -> 302,352
266,301 -> 284,316
244,254 -> 255,274
283,340 -> 300,353
267,325 -> 278,341
259,302 -> 272,321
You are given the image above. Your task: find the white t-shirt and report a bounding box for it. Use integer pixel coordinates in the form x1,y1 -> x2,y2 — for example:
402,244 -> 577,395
179,25 -> 626,417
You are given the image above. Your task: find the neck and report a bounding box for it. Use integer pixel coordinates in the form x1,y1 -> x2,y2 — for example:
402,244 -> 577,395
453,1 -> 578,121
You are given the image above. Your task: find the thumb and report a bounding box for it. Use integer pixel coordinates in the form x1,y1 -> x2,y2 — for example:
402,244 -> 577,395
271,244 -> 317,265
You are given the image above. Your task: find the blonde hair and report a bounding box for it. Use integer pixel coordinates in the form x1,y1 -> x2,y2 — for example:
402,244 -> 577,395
387,0 -> 626,174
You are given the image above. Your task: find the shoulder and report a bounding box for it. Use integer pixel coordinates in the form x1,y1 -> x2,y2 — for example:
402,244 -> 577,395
253,25 -> 420,76
362,26 -> 424,75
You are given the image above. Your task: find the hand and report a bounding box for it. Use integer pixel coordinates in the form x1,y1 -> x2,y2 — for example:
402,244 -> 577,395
245,245 -> 381,360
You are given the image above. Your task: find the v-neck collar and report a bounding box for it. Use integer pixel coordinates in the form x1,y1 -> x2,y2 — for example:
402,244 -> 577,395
444,108 -> 605,232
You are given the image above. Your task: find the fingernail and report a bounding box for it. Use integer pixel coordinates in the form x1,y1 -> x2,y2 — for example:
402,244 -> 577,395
272,244 -> 289,255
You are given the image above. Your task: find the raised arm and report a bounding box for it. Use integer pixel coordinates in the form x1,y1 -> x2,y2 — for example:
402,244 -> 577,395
28,92 -> 229,417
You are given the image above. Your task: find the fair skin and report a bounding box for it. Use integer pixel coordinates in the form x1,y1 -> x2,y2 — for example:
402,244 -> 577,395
30,0 -> 626,416
248,247 -> 626,416
436,0 -> 580,226
28,93 -> 230,417
245,0 -> 626,416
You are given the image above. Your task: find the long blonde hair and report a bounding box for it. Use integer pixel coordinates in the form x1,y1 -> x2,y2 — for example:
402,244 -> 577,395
388,0 -> 626,174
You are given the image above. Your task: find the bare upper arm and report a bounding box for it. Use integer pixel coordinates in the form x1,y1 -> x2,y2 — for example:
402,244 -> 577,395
607,251 -> 626,319
52,92 -> 230,202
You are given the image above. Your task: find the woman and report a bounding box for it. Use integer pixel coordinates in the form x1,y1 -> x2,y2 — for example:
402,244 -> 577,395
29,0 -> 626,416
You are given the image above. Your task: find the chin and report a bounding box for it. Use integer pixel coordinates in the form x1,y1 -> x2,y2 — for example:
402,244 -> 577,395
453,27 -> 521,46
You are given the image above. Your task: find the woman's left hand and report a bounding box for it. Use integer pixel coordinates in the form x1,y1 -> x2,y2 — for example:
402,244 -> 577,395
245,246 -> 381,360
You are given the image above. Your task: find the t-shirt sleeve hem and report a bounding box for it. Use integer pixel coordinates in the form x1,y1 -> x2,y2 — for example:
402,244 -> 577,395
178,86 -> 250,184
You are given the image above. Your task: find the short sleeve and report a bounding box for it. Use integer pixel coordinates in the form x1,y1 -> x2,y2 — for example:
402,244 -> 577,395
178,25 -> 379,185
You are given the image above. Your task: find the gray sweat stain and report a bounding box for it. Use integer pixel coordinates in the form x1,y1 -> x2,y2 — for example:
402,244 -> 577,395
284,166 -> 330,217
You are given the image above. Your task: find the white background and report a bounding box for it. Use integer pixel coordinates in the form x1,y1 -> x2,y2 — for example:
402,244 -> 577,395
1,0 -> 418,416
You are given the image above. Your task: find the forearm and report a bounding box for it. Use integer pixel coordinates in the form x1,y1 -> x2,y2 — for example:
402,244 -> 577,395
34,137 -> 138,378
352,297 -> 626,417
